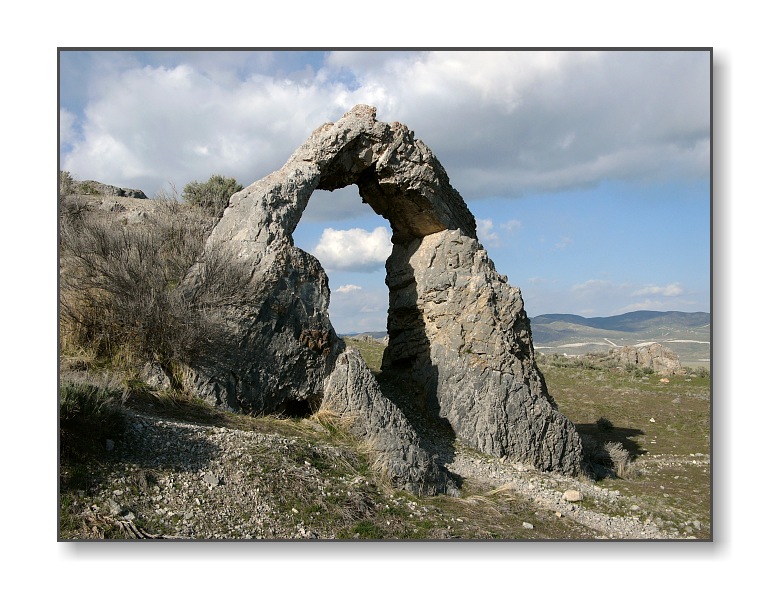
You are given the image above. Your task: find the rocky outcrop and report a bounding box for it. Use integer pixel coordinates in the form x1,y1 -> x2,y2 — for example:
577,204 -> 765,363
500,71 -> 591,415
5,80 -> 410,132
382,230 -> 583,474
71,179 -> 148,199
610,343 -> 682,375
321,349 -> 456,496
183,104 -> 583,492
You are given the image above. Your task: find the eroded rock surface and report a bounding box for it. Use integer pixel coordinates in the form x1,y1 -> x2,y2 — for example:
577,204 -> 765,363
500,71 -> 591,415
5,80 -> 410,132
610,343 -> 682,375
383,230 -> 583,474
184,104 -> 582,491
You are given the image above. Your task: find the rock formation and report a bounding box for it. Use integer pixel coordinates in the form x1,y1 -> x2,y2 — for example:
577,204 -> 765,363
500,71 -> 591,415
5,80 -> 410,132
383,230 -> 582,472
610,343 -> 682,375
69,179 -> 148,199
183,104 -> 583,493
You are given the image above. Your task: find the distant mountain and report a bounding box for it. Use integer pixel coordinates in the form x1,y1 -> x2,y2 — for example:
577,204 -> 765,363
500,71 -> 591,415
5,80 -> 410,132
341,331 -> 388,339
344,312 -> 711,366
530,311 -> 710,365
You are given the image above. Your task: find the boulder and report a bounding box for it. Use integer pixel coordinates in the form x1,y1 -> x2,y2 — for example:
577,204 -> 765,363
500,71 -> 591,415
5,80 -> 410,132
611,343 -> 682,375
182,104 -> 583,492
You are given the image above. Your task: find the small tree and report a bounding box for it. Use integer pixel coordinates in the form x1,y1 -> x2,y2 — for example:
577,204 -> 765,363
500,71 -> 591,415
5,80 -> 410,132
182,174 -> 243,218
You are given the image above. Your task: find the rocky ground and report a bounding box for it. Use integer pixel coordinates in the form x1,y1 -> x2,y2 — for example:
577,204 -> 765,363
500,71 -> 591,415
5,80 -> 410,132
60,398 -> 707,540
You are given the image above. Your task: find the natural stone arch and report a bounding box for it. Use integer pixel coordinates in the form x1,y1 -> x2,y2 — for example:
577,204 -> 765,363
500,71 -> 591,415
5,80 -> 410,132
183,105 -> 583,494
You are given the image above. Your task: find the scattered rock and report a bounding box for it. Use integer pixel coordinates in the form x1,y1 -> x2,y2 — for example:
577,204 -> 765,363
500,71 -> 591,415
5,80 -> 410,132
141,362 -> 172,390
71,179 -> 147,199
562,490 -> 583,502
203,472 -> 221,487
522,522 -> 534,529
107,498 -> 122,516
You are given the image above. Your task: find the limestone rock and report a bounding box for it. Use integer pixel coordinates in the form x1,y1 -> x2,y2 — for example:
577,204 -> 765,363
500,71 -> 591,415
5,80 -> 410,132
562,489 -> 583,502
382,230 -> 583,474
72,179 -> 148,199
611,343 -> 682,375
183,104 -> 582,492
321,349 -> 455,496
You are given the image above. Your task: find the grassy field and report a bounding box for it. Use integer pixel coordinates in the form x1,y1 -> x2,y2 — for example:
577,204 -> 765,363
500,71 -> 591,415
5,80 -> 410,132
537,354 -> 711,536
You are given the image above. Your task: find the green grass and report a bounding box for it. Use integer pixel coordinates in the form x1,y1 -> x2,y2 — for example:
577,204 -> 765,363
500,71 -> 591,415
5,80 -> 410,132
539,358 -> 711,538
344,337 -> 385,374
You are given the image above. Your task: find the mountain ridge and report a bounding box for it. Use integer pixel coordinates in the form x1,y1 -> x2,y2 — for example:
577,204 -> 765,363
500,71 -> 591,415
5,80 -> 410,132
529,310 -> 710,365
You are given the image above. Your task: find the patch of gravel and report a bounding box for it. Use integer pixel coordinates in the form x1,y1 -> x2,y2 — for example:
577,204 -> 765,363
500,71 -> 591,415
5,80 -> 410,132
441,449 -> 677,540
74,410 -> 373,539
67,405 -> 692,540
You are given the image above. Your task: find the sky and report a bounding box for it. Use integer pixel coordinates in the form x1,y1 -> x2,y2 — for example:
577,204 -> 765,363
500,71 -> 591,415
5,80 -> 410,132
58,50 -> 711,334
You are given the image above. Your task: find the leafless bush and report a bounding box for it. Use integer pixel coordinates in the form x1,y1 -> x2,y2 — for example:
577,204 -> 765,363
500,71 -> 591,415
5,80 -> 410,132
604,441 -> 634,478
59,196 -> 249,374
581,435 -> 636,480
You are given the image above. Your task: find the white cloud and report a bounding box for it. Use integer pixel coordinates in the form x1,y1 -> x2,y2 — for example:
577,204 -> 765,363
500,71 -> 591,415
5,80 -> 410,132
328,282 -> 388,334
571,279 -> 613,295
500,219 -> 522,232
632,283 -> 684,297
59,50 -> 710,200
59,108 -> 77,148
477,218 -> 522,248
312,226 -> 392,272
326,50 -> 709,198
477,219 -> 500,247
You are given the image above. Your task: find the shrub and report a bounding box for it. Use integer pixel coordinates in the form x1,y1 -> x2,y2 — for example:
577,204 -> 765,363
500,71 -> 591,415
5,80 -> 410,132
596,417 -> 614,432
692,366 -> 710,379
604,441 -> 634,478
182,174 -> 243,219
581,436 -> 635,479
59,196 -> 250,375
60,170 -> 75,196
60,380 -> 126,462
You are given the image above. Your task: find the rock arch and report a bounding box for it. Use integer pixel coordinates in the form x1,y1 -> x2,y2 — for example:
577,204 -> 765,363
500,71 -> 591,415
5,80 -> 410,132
184,105 -> 583,494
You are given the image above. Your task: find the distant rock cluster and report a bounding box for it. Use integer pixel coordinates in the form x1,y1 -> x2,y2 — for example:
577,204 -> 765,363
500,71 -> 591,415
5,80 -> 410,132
67,179 -> 148,200
610,343 -> 682,375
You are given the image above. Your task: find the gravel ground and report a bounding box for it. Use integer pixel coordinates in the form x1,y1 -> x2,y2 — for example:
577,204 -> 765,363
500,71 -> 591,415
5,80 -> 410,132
62,406 -> 702,540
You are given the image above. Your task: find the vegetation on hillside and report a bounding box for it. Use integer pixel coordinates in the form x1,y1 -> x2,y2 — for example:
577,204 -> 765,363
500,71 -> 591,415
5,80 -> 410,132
182,174 -> 243,218
61,193 -> 259,379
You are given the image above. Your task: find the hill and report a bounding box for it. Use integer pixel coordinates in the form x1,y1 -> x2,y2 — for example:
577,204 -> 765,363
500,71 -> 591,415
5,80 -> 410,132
530,311 -> 710,366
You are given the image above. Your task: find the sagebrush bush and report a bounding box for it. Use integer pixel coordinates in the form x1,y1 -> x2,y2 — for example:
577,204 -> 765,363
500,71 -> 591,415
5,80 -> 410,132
596,417 -> 614,432
59,195 -> 250,375
60,381 -> 122,422
581,435 -> 635,480
59,170 -> 75,196
182,174 -> 243,218
604,441 -> 633,478
60,380 -> 127,463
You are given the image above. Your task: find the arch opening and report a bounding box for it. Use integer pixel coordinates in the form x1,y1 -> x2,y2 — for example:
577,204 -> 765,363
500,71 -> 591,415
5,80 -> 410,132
294,185 -> 392,339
